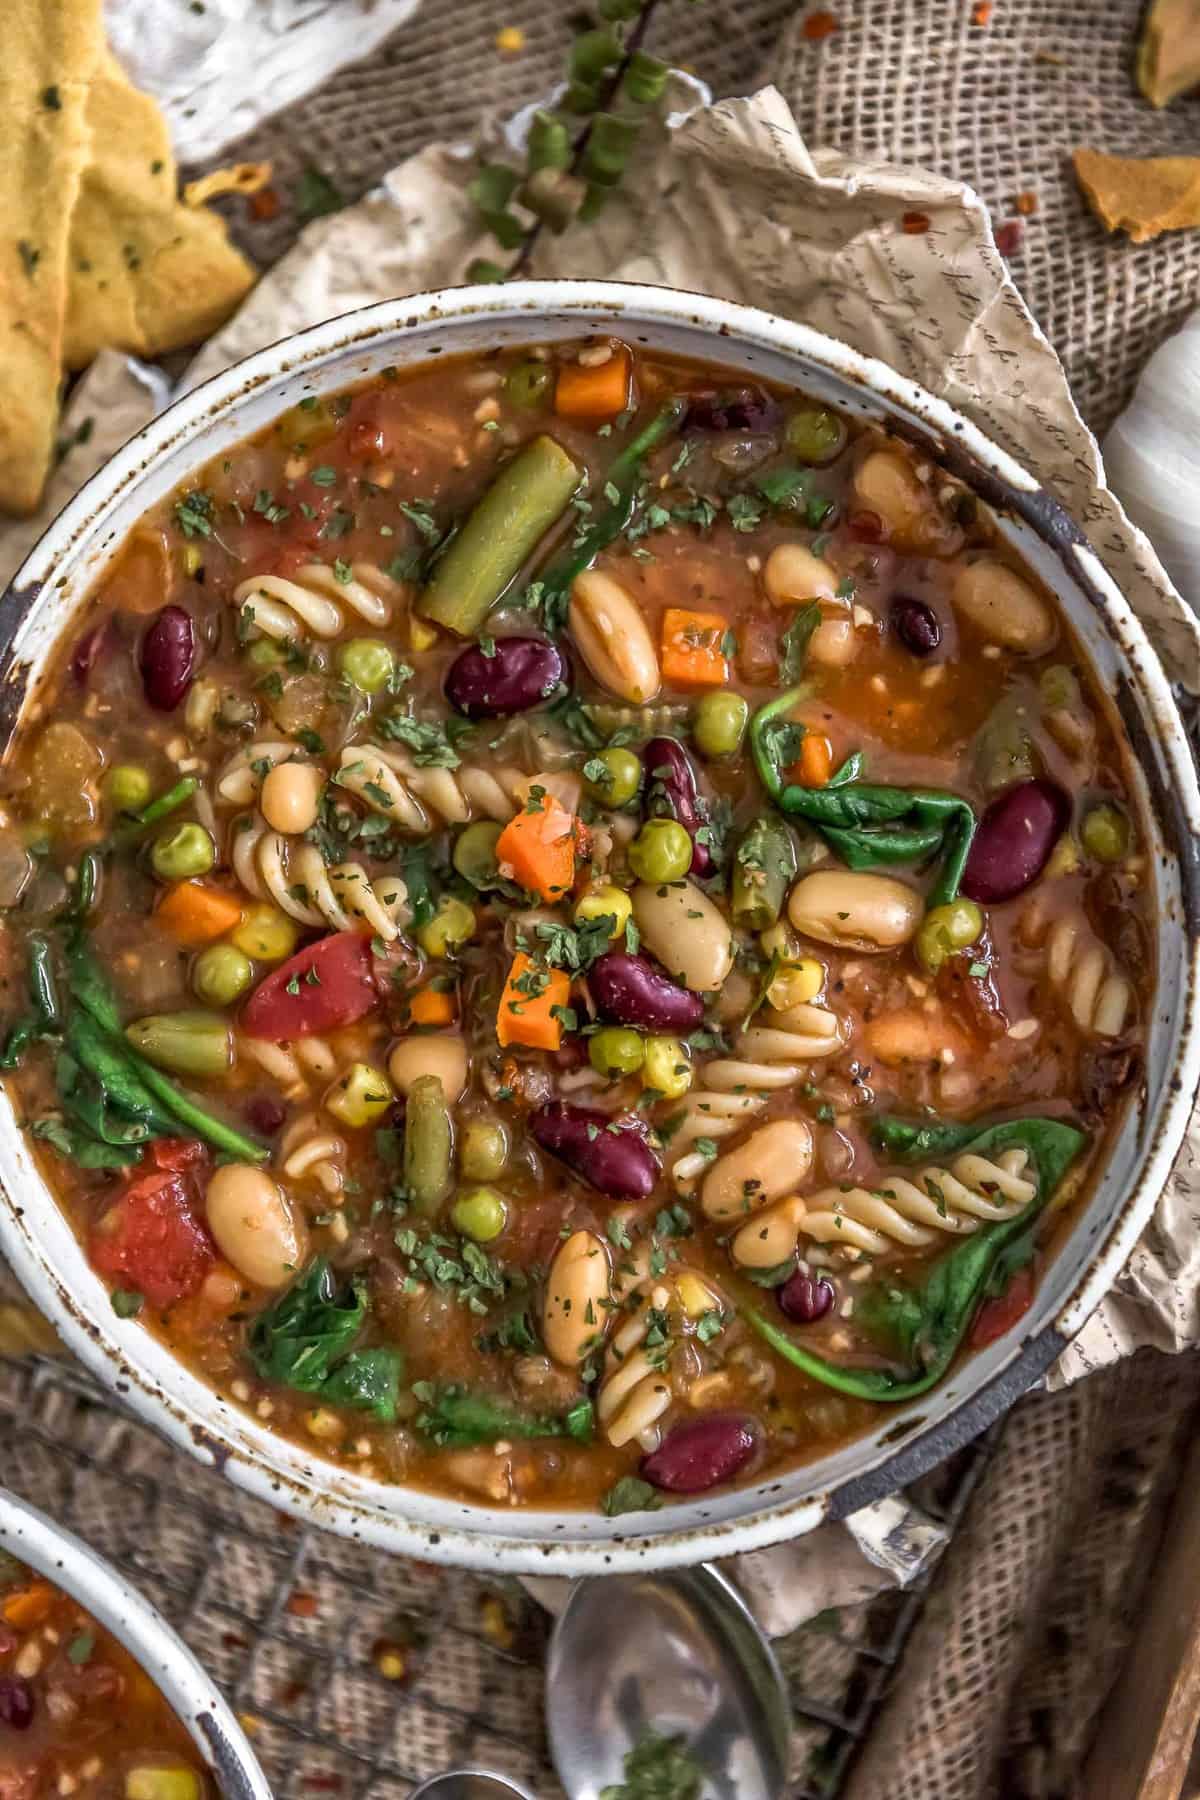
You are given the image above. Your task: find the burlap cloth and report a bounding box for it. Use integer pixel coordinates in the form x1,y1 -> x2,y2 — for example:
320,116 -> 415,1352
4,4 -> 1200,1796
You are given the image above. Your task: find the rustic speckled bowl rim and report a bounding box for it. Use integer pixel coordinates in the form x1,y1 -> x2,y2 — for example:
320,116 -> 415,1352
0,1486 -> 269,1798
0,280 -> 1197,1574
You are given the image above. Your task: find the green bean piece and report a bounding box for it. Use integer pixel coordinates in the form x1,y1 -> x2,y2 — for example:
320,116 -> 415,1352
404,1074 -> 455,1216
504,361 -> 555,410
125,1013 -> 233,1079
112,777 -> 200,848
420,436 -> 582,637
731,817 -> 797,931
973,697 -> 1037,794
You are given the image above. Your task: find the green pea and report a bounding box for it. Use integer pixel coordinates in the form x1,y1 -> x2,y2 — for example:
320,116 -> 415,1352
125,1012 -> 232,1078
416,895 -> 476,958
453,820 -> 504,889
915,898 -> 985,975
584,746 -> 642,809
693,691 -> 749,760
505,361 -> 555,409
452,1186 -> 509,1243
150,823 -> 215,882
105,764 -> 153,812
588,1026 -> 645,1079
460,1117 -> 510,1181
192,943 -> 254,1007
245,638 -> 287,669
338,638 -> 396,694
785,406 -> 848,466
629,818 -> 692,883
1039,664 -> 1081,711
1081,803 -> 1130,864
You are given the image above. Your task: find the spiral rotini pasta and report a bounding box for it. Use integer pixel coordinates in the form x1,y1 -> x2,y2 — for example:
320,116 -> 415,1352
277,1110 -> 347,1199
216,741 -> 296,806
597,1300 -> 674,1450
732,1146 -> 1035,1265
230,816 -> 409,941
669,997 -> 845,1193
239,1032 -> 338,1100
234,560 -> 400,643
1044,912 -> 1132,1039
336,745 -> 527,832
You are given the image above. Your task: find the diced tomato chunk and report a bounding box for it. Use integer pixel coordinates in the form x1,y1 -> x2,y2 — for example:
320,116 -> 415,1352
241,930 -> 378,1040
90,1143 -> 214,1309
970,1264 -> 1035,1348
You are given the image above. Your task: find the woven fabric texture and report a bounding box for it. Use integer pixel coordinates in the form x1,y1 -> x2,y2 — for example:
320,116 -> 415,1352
6,4 -> 1188,1796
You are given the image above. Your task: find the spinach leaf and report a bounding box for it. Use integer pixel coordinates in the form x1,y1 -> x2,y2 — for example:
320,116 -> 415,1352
415,1384 -> 593,1447
600,1476 -> 663,1517
741,1114 -> 1088,1402
777,602 -> 821,685
249,1259 -> 402,1423
30,1116 -> 142,1170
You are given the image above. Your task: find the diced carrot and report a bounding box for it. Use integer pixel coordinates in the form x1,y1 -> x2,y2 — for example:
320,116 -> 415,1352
154,880 -> 244,946
1,1580 -> 54,1630
554,345 -> 632,422
496,954 -> 571,1051
793,733 -> 834,787
495,792 -> 577,903
410,984 -> 456,1027
661,608 -> 730,687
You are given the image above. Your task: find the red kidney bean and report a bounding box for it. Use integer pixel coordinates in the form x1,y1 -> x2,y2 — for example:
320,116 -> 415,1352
245,1096 -> 287,1137
778,1271 -> 836,1324
70,618 -> 112,686
685,386 -> 779,433
589,950 -> 704,1033
529,1102 -> 660,1200
962,778 -> 1070,904
140,605 -> 195,711
890,595 -> 941,657
444,635 -> 568,718
0,1676 -> 34,1729
643,737 -> 712,877
641,1412 -> 759,1494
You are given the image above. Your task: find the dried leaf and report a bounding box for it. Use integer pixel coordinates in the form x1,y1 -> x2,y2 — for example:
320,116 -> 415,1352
1073,146 -> 1200,244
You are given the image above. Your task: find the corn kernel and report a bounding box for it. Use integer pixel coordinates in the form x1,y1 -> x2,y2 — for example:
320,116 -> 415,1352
495,25 -> 525,52
325,1062 -> 395,1129
417,894 -> 476,958
1044,833 -> 1081,879
642,1036 -> 692,1100
230,902 -> 299,962
410,617 -> 439,653
759,920 -> 801,962
767,957 -> 825,1010
574,884 -> 632,938
676,1271 -> 716,1319
305,1407 -> 345,1442
181,544 -> 203,578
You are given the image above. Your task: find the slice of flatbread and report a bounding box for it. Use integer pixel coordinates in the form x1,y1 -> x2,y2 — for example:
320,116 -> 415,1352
64,51 -> 256,371
0,0 -> 103,515
1073,146 -> 1200,244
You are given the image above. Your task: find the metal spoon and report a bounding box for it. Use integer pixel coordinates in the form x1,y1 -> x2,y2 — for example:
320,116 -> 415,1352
407,1774 -> 536,1800
545,1563 -> 790,1799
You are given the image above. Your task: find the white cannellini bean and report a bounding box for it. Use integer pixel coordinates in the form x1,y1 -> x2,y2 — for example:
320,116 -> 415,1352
205,1165 -> 308,1289
733,1195 -> 808,1267
568,570 -> 661,704
632,878 -> 734,992
388,1034 -> 468,1103
259,762 -> 326,835
951,556 -> 1056,654
543,1229 -> 612,1365
762,543 -> 838,607
788,869 -> 922,952
701,1118 -> 814,1221
852,448 -> 958,553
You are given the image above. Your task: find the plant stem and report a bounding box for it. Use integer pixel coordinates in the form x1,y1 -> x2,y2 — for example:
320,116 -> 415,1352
508,0 -> 665,279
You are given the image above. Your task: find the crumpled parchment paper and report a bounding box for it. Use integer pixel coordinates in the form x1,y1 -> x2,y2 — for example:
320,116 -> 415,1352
104,0 -> 422,165
4,79 -> 1199,1624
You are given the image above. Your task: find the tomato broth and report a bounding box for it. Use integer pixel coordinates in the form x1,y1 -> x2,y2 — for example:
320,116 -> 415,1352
0,341 -> 1150,1515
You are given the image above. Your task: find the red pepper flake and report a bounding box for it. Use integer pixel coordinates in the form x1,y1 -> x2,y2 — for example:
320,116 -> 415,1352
1014,190 -> 1039,216
802,9 -> 839,39
995,219 -> 1024,256
901,210 -> 931,235
971,1 -> 993,23
248,186 -> 281,222
286,1590 -> 319,1618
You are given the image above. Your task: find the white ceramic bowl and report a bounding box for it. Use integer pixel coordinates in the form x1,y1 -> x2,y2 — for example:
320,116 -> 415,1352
0,282 -> 1197,1574
0,1487 -> 269,1798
